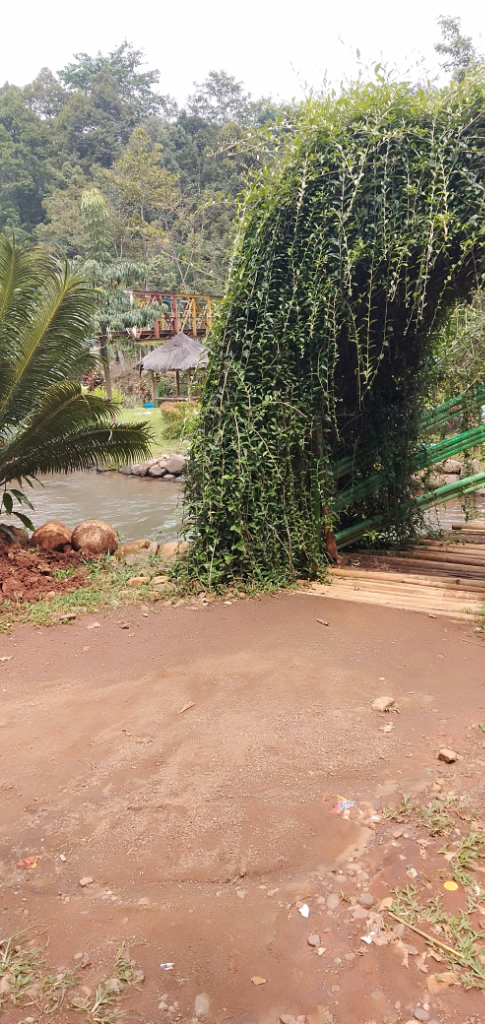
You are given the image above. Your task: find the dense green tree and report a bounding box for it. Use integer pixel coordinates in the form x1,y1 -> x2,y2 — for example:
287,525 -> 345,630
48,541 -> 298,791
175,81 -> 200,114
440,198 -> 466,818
435,16 -> 479,81
23,68 -> 68,119
3,44 -> 290,284
0,86 -> 52,232
58,41 -> 165,118
104,125 -> 178,258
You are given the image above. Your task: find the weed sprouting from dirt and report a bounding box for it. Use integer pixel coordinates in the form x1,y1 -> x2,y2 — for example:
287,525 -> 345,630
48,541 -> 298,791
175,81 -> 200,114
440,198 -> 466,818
0,933 -> 144,1020
114,939 -> 145,989
0,930 -> 76,1012
441,827 -> 485,888
382,794 -> 415,821
422,797 -> 455,836
386,822 -> 485,989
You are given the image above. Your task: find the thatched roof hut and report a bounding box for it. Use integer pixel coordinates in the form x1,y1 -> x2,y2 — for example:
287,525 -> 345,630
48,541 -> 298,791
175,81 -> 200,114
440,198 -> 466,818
140,333 -> 208,372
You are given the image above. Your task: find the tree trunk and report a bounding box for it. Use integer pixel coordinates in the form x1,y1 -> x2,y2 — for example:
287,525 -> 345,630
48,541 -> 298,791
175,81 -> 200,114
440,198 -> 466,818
150,371 -> 156,403
100,326 -> 115,422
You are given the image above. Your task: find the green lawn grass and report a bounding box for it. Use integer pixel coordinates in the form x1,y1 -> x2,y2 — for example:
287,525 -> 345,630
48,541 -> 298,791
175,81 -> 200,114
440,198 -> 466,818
117,407 -> 189,456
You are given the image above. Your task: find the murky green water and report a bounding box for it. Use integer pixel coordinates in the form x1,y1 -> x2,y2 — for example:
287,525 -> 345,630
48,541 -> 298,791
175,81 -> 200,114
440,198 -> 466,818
26,471 -> 183,543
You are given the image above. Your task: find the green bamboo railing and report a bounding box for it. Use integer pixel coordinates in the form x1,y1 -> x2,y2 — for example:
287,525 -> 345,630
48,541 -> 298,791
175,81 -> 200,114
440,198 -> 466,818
336,423 -> 485,511
336,386 -> 485,480
334,471 -> 485,549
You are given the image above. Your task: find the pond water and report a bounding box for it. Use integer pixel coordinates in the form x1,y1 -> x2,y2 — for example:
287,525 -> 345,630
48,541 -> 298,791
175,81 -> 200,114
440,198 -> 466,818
423,495 -> 485,531
15,472 -> 485,547
26,471 -> 183,543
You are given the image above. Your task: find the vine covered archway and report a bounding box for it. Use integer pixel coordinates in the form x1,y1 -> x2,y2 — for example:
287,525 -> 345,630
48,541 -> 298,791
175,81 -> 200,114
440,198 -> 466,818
184,74 -> 485,585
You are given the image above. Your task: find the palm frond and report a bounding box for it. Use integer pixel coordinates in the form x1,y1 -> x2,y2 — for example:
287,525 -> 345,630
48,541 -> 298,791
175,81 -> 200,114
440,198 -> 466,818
0,383 -> 152,482
0,234 -> 55,345
0,266 -> 97,426
0,234 -> 152,496
2,422 -> 151,480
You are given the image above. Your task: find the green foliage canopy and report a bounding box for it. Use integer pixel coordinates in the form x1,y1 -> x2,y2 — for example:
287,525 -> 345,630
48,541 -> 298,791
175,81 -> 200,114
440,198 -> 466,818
184,72 -> 485,586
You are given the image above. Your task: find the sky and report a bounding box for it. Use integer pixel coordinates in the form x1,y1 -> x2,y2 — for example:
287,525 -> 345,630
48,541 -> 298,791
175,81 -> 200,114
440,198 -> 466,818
3,0 -> 485,105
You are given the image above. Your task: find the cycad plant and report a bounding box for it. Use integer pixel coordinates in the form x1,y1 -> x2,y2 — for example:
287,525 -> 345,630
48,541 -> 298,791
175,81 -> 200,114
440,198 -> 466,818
0,234 -> 151,530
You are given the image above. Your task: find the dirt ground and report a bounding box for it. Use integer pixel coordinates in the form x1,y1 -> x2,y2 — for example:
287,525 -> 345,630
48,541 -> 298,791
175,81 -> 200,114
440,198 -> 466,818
1,592 -> 485,1023
0,544 -> 87,605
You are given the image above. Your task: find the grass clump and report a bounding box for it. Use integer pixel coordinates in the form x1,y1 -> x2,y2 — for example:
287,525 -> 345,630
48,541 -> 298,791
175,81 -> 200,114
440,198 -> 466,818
0,931 -> 76,1014
0,933 -> 144,1021
422,797 -> 455,837
389,879 -> 485,989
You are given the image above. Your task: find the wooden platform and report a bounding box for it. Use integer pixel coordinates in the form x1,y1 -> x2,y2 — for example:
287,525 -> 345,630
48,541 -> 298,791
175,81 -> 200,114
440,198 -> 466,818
304,522 -> 485,620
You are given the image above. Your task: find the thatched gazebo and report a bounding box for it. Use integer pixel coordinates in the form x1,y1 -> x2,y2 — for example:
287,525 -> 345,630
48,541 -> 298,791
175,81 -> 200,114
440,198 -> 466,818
140,332 -> 208,399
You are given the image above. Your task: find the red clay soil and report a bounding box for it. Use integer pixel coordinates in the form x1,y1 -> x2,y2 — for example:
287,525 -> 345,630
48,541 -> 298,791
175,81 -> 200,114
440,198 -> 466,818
0,593 -> 485,1023
0,543 -> 87,604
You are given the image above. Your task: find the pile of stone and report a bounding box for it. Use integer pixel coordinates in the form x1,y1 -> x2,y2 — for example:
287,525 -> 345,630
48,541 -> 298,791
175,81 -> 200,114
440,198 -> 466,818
11,519 -> 190,563
119,453 -> 187,480
115,539 -> 188,565
424,457 -> 485,491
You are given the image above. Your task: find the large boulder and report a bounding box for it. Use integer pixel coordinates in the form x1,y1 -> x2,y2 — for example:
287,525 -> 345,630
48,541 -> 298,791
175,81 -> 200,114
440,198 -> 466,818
164,455 -> 186,476
466,458 -> 485,476
159,540 -> 189,561
442,459 -> 462,474
32,520 -> 72,551
148,465 -> 166,477
72,520 -> 118,556
0,524 -> 30,547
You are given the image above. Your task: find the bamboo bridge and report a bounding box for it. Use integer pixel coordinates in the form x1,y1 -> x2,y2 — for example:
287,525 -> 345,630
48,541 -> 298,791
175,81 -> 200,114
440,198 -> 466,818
123,290 -> 220,342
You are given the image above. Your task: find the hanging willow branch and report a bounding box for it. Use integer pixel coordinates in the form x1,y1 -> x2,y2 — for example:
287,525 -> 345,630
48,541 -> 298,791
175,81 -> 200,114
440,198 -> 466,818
183,72 -> 485,586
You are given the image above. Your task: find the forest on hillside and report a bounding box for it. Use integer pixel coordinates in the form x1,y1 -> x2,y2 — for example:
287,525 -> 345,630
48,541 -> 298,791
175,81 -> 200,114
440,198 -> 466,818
1,19 -> 484,410
0,43 -> 290,298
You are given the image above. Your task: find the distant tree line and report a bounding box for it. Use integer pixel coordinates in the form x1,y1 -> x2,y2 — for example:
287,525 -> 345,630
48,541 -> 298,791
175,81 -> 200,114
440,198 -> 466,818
0,43 -> 291,295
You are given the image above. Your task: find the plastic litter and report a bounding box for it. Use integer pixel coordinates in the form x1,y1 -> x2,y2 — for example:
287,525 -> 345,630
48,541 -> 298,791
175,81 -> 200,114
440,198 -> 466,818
443,880 -> 458,891
160,963 -> 175,971
17,855 -> 42,870
361,932 -> 375,944
331,797 -> 356,818
298,904 -> 310,918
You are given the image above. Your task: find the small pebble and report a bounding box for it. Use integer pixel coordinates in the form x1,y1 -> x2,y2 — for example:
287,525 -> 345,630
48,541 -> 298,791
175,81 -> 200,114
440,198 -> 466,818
438,747 -> 457,764
326,893 -> 340,910
351,907 -> 369,919
358,893 -> 374,907
194,992 -> 210,1018
413,1010 -> 429,1022
307,934 -> 320,947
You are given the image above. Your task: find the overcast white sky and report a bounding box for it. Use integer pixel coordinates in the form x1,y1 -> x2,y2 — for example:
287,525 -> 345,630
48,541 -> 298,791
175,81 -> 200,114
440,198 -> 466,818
3,0 -> 485,105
